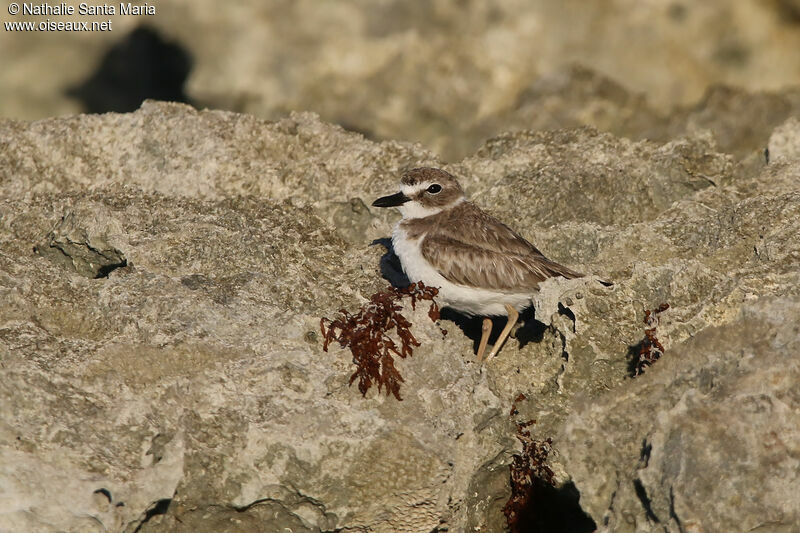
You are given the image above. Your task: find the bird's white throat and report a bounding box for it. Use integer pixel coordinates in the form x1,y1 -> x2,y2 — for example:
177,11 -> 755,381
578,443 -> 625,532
398,202 -> 444,219
397,195 -> 465,220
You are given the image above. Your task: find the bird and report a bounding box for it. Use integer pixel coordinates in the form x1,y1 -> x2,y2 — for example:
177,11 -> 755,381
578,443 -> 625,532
372,167 -> 600,361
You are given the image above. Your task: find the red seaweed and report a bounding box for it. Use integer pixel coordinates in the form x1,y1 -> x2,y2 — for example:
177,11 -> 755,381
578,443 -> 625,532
632,303 -> 670,376
320,282 -> 443,400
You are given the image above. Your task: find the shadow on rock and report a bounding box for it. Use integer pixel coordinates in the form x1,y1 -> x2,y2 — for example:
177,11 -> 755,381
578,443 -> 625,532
514,481 -> 597,533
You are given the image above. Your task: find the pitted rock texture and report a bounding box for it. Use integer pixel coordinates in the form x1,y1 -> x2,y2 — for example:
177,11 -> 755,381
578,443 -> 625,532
559,297 -> 800,532
1,102 -> 799,532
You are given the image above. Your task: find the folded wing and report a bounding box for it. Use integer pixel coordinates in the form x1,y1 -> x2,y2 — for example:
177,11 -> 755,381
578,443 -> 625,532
420,205 -> 583,291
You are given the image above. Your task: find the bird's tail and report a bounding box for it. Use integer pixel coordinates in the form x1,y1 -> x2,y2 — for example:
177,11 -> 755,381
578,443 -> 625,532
542,258 -> 584,280
545,259 -> 613,287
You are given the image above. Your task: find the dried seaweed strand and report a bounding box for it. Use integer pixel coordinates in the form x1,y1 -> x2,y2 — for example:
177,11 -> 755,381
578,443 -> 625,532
503,393 -> 556,532
320,282 -> 444,400
633,303 -> 670,376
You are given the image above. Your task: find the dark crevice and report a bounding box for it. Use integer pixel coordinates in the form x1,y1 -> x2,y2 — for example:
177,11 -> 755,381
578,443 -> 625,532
640,439 -> 653,467
557,302 -> 576,332
93,488 -> 112,503
559,330 -> 569,363
604,488 -> 617,527
36,229 -> 128,279
627,340 -> 647,376
510,481 -> 597,533
132,498 -> 172,533
95,258 -> 128,278
633,479 -> 660,523
669,487 -> 686,533
233,494 -> 338,531
233,497 -> 280,513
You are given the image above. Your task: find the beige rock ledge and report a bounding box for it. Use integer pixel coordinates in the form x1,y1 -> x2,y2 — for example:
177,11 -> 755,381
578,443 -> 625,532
0,101 -> 798,532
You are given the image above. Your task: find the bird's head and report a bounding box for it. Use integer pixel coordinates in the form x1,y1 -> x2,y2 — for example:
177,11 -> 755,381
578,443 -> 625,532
372,167 -> 466,219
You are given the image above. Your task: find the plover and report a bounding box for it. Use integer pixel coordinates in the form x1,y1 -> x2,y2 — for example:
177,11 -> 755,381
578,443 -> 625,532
373,167 -> 597,361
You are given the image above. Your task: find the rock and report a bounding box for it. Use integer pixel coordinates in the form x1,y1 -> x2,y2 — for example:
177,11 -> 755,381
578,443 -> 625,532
454,127 -> 733,227
487,75 -> 800,165
0,103 -> 506,533
0,102 -> 437,204
559,297 -> 800,532
1,102 -> 799,532
767,116 -> 800,162
35,211 -> 128,279
5,2 -> 800,160
0,190 -> 508,532
661,85 -> 800,161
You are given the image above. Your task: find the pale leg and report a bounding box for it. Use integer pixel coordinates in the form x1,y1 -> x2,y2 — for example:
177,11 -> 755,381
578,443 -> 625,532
486,305 -> 519,360
477,317 -> 493,362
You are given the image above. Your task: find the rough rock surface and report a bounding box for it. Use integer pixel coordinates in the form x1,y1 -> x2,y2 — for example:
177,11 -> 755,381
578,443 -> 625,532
1,102 -> 800,532
4,1 -> 800,160
560,297 -> 800,533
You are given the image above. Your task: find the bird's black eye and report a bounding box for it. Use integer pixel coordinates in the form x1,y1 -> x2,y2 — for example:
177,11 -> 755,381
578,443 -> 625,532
427,184 -> 442,194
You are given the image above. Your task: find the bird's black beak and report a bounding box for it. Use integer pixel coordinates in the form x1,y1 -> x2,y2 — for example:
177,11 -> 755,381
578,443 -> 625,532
372,191 -> 410,208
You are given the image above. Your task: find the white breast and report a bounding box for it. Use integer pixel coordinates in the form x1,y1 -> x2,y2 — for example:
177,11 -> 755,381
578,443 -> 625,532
391,224 -> 533,317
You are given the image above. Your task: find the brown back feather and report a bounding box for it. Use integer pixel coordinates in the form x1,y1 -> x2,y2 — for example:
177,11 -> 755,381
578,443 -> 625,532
405,202 -> 582,291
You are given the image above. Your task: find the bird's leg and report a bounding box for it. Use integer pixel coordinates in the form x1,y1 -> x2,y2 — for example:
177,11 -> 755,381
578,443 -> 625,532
477,317 -> 493,362
486,305 -> 519,360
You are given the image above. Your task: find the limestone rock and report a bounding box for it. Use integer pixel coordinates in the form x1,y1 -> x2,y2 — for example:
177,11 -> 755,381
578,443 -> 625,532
5,2 -> 800,160
768,116 -> 800,162
0,103 -> 504,533
1,102 -> 799,532
559,297 -> 800,532
35,210 -> 128,279
455,128 -> 734,227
